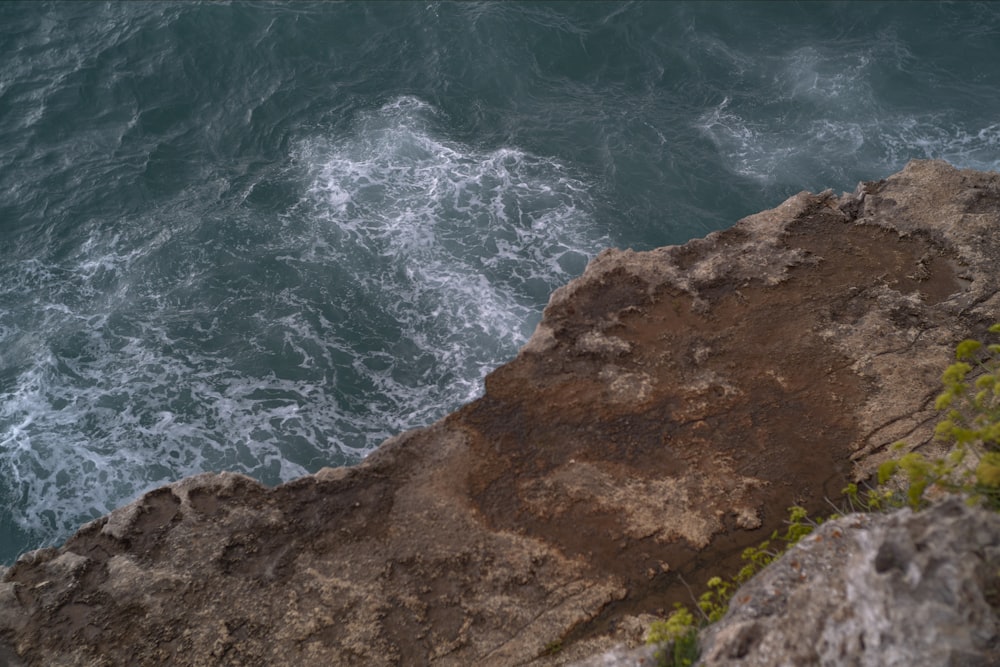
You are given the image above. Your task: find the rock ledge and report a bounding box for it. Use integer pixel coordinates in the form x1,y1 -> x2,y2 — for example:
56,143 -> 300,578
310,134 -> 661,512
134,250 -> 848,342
2,160 -> 999,665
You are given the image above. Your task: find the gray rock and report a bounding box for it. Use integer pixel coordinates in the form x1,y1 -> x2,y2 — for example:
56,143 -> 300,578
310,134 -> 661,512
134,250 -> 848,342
698,499 -> 1000,667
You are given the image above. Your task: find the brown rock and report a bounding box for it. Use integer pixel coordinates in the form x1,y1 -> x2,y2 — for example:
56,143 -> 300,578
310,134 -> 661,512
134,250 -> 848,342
1,160 -> 998,665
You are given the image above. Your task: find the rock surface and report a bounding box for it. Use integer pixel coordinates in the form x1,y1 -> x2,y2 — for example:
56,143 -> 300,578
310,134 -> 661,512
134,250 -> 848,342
1,160 -> 999,665
697,498 -> 1000,667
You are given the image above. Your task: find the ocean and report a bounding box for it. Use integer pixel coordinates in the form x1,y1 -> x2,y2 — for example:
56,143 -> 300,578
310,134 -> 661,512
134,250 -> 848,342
3,0 -> 1000,564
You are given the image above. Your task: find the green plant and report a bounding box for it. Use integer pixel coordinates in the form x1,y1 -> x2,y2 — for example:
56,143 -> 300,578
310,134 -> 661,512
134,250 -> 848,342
732,505 -> 818,584
646,505 -> 820,666
878,324 -> 1000,509
541,639 -> 562,656
646,604 -> 699,667
645,325 -> 1000,665
839,481 -> 903,514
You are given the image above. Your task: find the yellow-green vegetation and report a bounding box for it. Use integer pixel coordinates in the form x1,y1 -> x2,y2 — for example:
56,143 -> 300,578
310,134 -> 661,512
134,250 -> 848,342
878,323 -> 1000,510
646,505 -> 824,666
646,324 -> 1000,666
645,604 -> 698,667
541,640 -> 562,656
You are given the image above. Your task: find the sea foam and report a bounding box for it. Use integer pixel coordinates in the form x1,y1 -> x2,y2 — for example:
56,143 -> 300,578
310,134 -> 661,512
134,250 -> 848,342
0,96 -> 606,558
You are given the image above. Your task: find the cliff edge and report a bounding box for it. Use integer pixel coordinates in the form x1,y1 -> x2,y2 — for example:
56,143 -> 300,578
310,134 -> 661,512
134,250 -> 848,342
1,160 -> 999,665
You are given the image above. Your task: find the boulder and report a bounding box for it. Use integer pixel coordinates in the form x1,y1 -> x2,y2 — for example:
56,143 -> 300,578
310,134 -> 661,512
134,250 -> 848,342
698,498 -> 1000,667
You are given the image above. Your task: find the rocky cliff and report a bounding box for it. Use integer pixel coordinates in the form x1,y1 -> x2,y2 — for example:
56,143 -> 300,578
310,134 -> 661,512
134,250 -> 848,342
696,498 -> 1000,666
577,498 -> 1000,667
1,160 -> 999,666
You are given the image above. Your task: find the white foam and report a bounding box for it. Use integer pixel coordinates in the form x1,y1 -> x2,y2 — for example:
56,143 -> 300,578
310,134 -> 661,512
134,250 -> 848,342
694,36 -> 904,185
699,92 -> 1000,185
881,119 -> 1000,172
283,95 -> 611,432
694,31 -> 1000,185
778,46 -> 875,106
0,95 -> 608,555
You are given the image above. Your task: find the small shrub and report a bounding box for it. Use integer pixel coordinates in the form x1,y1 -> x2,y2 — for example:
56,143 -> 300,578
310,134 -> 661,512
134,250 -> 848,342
646,324 -> 1000,667
646,324 -> 1000,663
840,481 -> 901,514
878,324 -> 1000,509
646,604 -> 699,667
645,504 -> 820,666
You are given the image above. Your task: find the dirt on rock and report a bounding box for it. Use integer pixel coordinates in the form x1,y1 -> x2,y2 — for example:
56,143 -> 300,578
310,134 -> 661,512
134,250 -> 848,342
1,160 -> 998,665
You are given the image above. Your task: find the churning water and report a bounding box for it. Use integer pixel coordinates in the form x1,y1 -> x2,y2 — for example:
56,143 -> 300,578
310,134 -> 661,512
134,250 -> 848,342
3,1 -> 1000,563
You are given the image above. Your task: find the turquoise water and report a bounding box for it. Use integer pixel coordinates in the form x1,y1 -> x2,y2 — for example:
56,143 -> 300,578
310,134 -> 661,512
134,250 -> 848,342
3,1 -> 1000,564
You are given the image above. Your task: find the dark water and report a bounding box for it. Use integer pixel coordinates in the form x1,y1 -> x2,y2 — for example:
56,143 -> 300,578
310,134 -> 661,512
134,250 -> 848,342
3,1 -> 1000,564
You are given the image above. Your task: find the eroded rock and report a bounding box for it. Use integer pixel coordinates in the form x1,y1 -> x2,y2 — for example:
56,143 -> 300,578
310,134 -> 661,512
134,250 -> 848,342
697,498 -> 1000,667
1,160 -> 998,665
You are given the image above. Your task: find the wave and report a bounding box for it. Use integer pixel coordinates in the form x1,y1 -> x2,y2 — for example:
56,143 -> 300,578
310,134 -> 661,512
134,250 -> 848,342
0,95 -> 607,557
693,30 -> 1000,187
